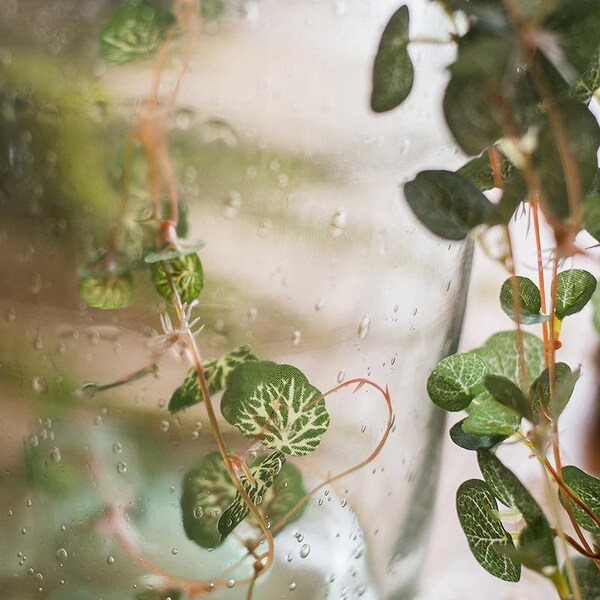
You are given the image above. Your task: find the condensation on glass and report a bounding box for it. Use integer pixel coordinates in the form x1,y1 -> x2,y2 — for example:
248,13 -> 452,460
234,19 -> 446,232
0,1 -> 468,599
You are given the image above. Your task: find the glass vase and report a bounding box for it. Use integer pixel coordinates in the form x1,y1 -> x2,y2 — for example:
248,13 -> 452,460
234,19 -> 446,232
0,1 -> 469,598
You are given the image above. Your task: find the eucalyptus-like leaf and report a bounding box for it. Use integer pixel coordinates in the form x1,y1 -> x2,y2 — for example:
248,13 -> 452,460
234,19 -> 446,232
561,466 -> 600,535
462,396 -> 521,437
449,418 -> 507,451
581,193 -> 600,242
528,363 -> 579,420
370,6 -> 414,113
457,147 -> 515,192
150,254 -> 204,304
221,361 -> 329,456
168,345 -> 259,413
474,331 -> 544,387
100,0 -> 176,65
79,272 -> 134,310
180,452 -> 237,549
564,557 -> 600,600
456,479 -> 521,582
499,276 -> 545,325
537,100 -> 600,222
144,240 -> 205,264
426,352 -> 488,412
403,170 -> 497,240
554,269 -> 597,320
260,461 -> 307,528
484,374 -> 532,421
218,451 -> 285,539
509,517 -> 559,574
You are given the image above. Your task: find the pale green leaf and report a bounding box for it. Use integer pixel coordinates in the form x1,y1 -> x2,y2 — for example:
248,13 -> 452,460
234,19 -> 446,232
449,418 -> 507,451
484,374 -> 532,421
456,479 -> 521,582
473,330 -> 545,387
260,461 -> 307,529
168,345 -> 259,413
79,272 -> 134,310
370,6 -> 414,113
555,269 -> 597,320
404,170 -> 497,240
528,363 -> 579,421
144,240 -> 205,264
561,466 -> 600,535
426,353 -> 488,411
499,276 -> 546,325
462,396 -> 521,437
180,452 -> 237,549
220,361 -> 330,456
150,254 -> 204,304
218,451 -> 285,539
100,0 -> 176,65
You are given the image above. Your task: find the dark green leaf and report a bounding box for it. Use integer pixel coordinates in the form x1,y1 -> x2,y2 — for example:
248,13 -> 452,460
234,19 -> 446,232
218,451 -> 285,539
261,461 -> 307,528
528,363 -> 579,421
500,276 -> 546,325
427,352 -> 488,411
100,0 -> 176,65
150,254 -> 204,304
555,269 -> 597,320
462,396 -> 521,436
180,452 -> 237,549
561,466 -> 600,535
221,361 -> 330,456
508,517 -> 559,574
537,101 -> 600,222
484,374 -> 532,421
168,345 -> 259,413
474,330 -> 545,387
450,418 -> 507,451
144,241 -> 205,264
496,170 -> 528,223
456,479 -> 521,582
136,588 -> 182,600
403,170 -> 497,240
582,193 -> 600,242
457,147 -> 516,192
370,6 -> 414,112
564,557 -> 600,600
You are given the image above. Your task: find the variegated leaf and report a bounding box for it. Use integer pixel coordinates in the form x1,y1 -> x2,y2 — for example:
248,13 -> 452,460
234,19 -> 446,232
221,361 -> 330,456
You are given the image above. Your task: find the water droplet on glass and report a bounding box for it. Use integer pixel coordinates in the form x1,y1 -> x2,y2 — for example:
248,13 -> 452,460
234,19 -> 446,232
291,330 -> 302,346
112,442 -> 122,454
32,376 -> 48,394
299,544 -> 311,558
295,532 -> 304,542
171,547 -> 178,555
193,506 -> 204,519
337,370 -> 345,383
175,107 -> 196,130
49,447 -> 61,463
226,579 -> 235,588
25,499 -> 32,507
21,528 -> 27,534
33,336 -> 43,350
5,305 -> 16,321
55,548 -> 68,562
160,420 -> 170,432
106,556 -> 115,565
29,435 -> 39,447
286,553 -> 293,563
29,273 -> 42,294
222,190 -> 241,218
116,461 -> 127,474
360,424 -> 367,433
289,582 -> 297,590
329,208 -> 347,238
357,315 -> 370,340
314,298 -> 324,312
199,118 -> 239,147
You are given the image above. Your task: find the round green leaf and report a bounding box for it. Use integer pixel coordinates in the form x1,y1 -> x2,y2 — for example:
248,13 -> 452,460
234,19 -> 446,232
456,479 -> 521,582
79,272 -> 134,310
499,276 -> 545,325
180,452 -> 237,549
150,253 -> 204,304
427,352 -> 488,411
555,269 -> 597,320
370,6 -> 414,113
582,193 -> 600,242
449,419 -> 506,451
261,461 -> 307,528
404,170 -> 497,240
144,240 -> 205,264
220,361 -> 330,456
100,0 -> 176,65
462,397 -> 521,437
